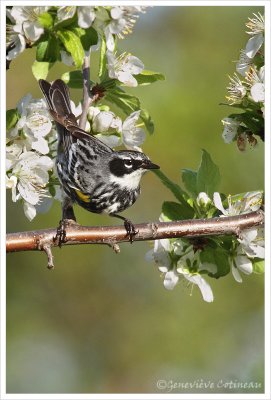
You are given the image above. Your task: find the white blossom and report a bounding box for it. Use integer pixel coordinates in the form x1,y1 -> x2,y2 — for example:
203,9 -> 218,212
213,191 -> 262,217
91,110 -> 122,148
226,73 -> 247,105
122,111 -> 146,151
104,6 -> 146,51
246,13 -> 264,36
24,113 -> 52,154
7,151 -> 54,220
7,95 -> 54,155
10,7 -> 49,42
236,13 -> 264,75
88,106 -> 101,121
107,51 -> 144,87
238,228 -> 265,259
92,111 -> 122,133
145,239 -> 178,290
196,192 -> 211,208
146,238 -> 214,301
246,66 -> 265,103
177,264 -> 214,302
230,247 -> 253,283
236,50 -> 254,77
6,10 -> 26,61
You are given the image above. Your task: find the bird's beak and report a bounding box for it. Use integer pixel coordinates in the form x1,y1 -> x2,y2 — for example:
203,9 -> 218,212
142,160 -> 160,170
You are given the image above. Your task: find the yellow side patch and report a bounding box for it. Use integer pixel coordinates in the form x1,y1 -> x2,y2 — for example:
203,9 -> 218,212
75,189 -> 91,203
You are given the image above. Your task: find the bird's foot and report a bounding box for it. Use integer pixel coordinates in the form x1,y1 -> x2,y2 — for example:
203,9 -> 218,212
53,219 -> 78,248
124,219 -> 138,243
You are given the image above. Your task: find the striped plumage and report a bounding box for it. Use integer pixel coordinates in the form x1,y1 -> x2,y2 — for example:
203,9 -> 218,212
39,79 -> 159,240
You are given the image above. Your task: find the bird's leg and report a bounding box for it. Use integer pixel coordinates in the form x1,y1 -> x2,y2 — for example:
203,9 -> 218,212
54,196 -> 77,247
111,214 -> 138,243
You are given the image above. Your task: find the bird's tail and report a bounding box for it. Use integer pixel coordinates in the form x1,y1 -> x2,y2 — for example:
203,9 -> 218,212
39,79 -> 101,144
39,79 -> 78,127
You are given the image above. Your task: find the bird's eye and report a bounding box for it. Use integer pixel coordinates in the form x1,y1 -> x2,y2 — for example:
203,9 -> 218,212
124,159 -> 133,168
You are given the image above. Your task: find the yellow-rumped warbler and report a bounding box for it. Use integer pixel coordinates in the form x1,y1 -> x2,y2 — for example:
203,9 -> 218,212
39,79 -> 159,241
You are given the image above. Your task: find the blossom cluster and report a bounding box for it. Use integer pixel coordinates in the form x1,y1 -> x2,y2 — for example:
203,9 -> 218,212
6,6 -> 146,63
221,13 -> 264,150
146,190 -> 264,302
6,94 -> 58,220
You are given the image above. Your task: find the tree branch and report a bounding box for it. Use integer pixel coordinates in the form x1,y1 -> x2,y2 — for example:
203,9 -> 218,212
79,55 -> 92,129
6,210 -> 264,254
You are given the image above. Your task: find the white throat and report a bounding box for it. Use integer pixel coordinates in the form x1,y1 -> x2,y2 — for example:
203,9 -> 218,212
110,169 -> 145,190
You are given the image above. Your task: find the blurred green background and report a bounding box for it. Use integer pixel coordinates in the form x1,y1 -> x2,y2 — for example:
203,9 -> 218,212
6,6 -> 264,394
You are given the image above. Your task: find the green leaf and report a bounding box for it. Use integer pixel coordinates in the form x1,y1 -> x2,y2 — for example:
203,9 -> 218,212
153,170 -> 187,202
61,70 -> 83,88
36,35 -> 59,62
100,79 -> 117,90
32,61 -> 51,80
135,70 -> 165,86
105,87 -> 140,115
72,26 -> 98,51
182,169 -> 198,198
140,108 -> 154,134
252,258 -> 264,274
98,34 -> 107,79
38,12 -> 53,29
153,170 -> 194,218
57,30 -> 84,68
48,184 -> 56,197
162,201 -> 194,221
200,247 -> 230,278
6,109 -> 19,130
197,149 -> 220,197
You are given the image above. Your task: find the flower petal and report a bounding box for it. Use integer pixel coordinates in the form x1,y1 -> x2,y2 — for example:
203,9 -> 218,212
245,34 -> 264,58
77,6 -> 96,28
6,33 -> 26,60
235,255 -> 253,275
23,20 -> 43,42
31,137 -> 50,154
213,192 -> 227,215
251,83 -> 265,102
125,55 -> 144,74
117,71 -> 138,87
185,273 -> 214,302
231,264 -> 243,283
95,134 -> 121,148
23,201 -> 36,221
163,270 -> 179,290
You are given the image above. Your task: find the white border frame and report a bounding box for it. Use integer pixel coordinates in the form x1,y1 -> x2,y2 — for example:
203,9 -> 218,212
1,1 -> 270,399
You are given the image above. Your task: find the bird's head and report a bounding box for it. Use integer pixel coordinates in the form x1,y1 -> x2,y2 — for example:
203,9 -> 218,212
108,151 -> 159,190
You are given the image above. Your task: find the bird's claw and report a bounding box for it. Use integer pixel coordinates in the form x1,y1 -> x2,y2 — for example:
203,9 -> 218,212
53,219 -> 78,247
53,220 -> 67,247
124,219 -> 138,243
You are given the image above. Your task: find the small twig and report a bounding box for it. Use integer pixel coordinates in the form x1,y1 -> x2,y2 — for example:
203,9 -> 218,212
43,244 -> 54,269
37,237 -> 55,269
107,240 -> 121,254
6,210 -> 264,254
